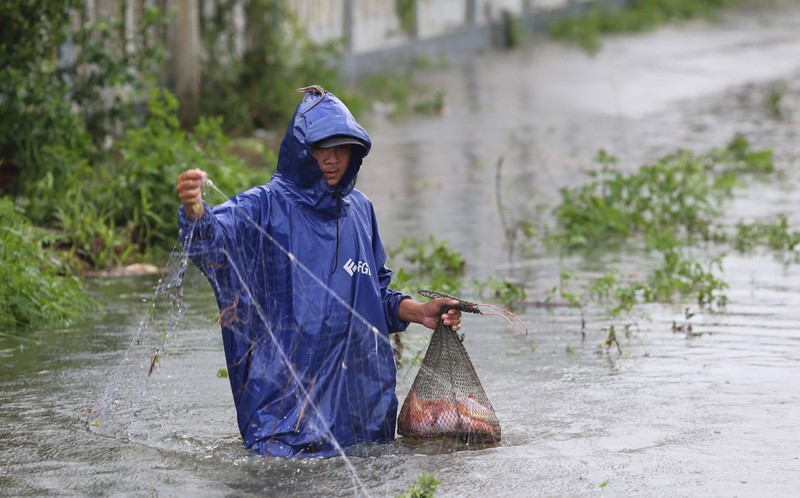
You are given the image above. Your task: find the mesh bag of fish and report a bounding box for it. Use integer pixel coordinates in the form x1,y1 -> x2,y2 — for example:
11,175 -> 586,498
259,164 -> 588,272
397,290 -> 502,443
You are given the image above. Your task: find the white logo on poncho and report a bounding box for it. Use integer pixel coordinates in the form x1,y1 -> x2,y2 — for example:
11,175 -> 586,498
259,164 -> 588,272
343,258 -> 371,276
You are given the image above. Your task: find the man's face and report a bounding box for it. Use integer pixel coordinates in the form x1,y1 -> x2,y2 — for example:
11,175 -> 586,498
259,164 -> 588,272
311,144 -> 352,186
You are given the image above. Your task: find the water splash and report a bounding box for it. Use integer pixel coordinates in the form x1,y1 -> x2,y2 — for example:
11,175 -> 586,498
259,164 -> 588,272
88,233 -> 192,434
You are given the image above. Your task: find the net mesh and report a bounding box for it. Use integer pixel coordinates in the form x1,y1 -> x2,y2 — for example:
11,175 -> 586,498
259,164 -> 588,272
397,290 -> 501,443
88,176 -> 507,495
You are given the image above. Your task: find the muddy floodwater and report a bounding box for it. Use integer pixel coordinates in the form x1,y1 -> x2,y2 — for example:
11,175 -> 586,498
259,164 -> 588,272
3,6 -> 800,497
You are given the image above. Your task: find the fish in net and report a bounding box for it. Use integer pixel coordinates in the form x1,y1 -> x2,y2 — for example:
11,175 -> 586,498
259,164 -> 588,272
397,290 -> 502,443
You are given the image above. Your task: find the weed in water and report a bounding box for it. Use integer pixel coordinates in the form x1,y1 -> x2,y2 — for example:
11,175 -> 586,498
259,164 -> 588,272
550,0 -> 739,54
473,276 -> 527,311
518,135 -> 778,342
0,198 -> 97,329
387,236 -> 465,367
600,325 -> 622,354
671,307 -> 708,338
358,71 -> 445,118
387,236 -> 466,296
731,214 -> 800,255
764,85 -> 785,119
398,473 -> 440,498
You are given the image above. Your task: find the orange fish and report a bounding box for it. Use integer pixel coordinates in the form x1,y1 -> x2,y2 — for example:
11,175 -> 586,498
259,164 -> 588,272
399,391 -> 500,441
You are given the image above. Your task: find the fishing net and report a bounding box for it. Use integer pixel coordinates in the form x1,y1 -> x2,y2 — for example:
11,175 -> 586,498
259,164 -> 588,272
92,168 -> 469,455
397,290 -> 502,443
85,173 -> 527,498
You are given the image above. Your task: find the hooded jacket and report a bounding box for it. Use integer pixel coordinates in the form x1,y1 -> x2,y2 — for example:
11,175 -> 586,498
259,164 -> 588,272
178,89 -> 410,457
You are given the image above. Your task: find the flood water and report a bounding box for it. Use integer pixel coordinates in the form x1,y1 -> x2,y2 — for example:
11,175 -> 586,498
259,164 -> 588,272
3,5 -> 800,497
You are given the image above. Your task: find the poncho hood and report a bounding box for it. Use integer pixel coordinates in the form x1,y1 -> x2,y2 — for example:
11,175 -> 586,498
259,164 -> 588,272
273,87 -> 372,214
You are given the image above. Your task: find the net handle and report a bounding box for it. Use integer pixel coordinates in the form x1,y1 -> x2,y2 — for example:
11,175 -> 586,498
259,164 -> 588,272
419,289 -> 482,314
418,289 -> 529,336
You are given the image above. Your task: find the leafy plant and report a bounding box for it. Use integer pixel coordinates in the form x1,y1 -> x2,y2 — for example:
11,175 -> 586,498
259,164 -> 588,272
0,198 -> 97,329
199,0 -> 364,135
0,1 -> 85,187
671,307 -> 703,337
500,11 -> 525,49
22,88 -> 271,269
474,276 -> 527,311
395,0 -> 418,38
730,214 -> 800,254
1,2 -> 168,190
528,135 -> 778,336
388,236 -> 466,295
358,70 -> 445,118
550,0 -> 739,54
551,135 -> 773,252
63,4 -> 169,141
111,88 -> 269,252
398,473 -> 440,498
764,85 -> 785,119
646,250 -> 728,309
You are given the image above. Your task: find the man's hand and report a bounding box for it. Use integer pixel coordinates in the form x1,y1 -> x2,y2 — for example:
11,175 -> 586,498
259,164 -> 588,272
177,169 -> 207,220
399,297 -> 462,331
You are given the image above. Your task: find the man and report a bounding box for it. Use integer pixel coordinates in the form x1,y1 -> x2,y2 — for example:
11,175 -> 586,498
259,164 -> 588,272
176,86 -> 461,457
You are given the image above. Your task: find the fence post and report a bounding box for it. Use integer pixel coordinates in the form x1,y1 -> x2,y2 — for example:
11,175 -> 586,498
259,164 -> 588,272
343,0 -> 354,54
411,0 -> 419,40
466,0 -> 478,27
522,0 -> 533,35
164,0 -> 200,124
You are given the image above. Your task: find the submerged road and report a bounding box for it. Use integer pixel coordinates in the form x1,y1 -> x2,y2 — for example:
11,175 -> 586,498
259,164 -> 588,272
362,5 -> 800,261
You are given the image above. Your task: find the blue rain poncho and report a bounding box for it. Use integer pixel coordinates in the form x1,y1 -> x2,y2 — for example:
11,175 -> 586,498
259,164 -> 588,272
178,89 -> 410,457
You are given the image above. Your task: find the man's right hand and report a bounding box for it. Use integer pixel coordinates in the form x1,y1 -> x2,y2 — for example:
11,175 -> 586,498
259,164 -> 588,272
177,169 -> 207,220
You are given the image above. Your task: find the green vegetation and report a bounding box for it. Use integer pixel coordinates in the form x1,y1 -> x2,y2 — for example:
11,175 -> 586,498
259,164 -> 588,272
731,214 -> 800,254
395,0 -> 418,38
387,236 -> 524,367
0,2 -> 352,329
531,135 -> 790,334
0,198 -> 97,329
21,89 -> 269,270
387,236 -> 526,313
501,11 -> 525,49
550,0 -> 738,54
358,70 -> 446,118
389,236 -> 467,296
473,276 -> 528,311
398,473 -> 440,498
199,0 -> 366,135
1,2 -> 168,188
1,0 -> 83,185
0,0 -> 777,335
764,85 -> 785,119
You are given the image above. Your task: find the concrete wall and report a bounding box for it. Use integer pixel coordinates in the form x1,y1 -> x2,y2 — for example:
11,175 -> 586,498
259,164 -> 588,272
285,0 -> 623,78
75,0 -> 625,104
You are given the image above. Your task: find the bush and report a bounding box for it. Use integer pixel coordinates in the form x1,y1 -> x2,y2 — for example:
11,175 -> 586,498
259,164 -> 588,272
111,88 -> 272,253
0,0 -> 84,187
22,88 -> 273,269
199,0 -> 365,134
1,2 -> 166,188
550,0 -> 738,54
0,198 -> 96,329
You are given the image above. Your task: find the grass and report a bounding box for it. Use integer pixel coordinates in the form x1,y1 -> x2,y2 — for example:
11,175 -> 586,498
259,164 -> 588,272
521,134 -> 790,336
550,0 -> 740,54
